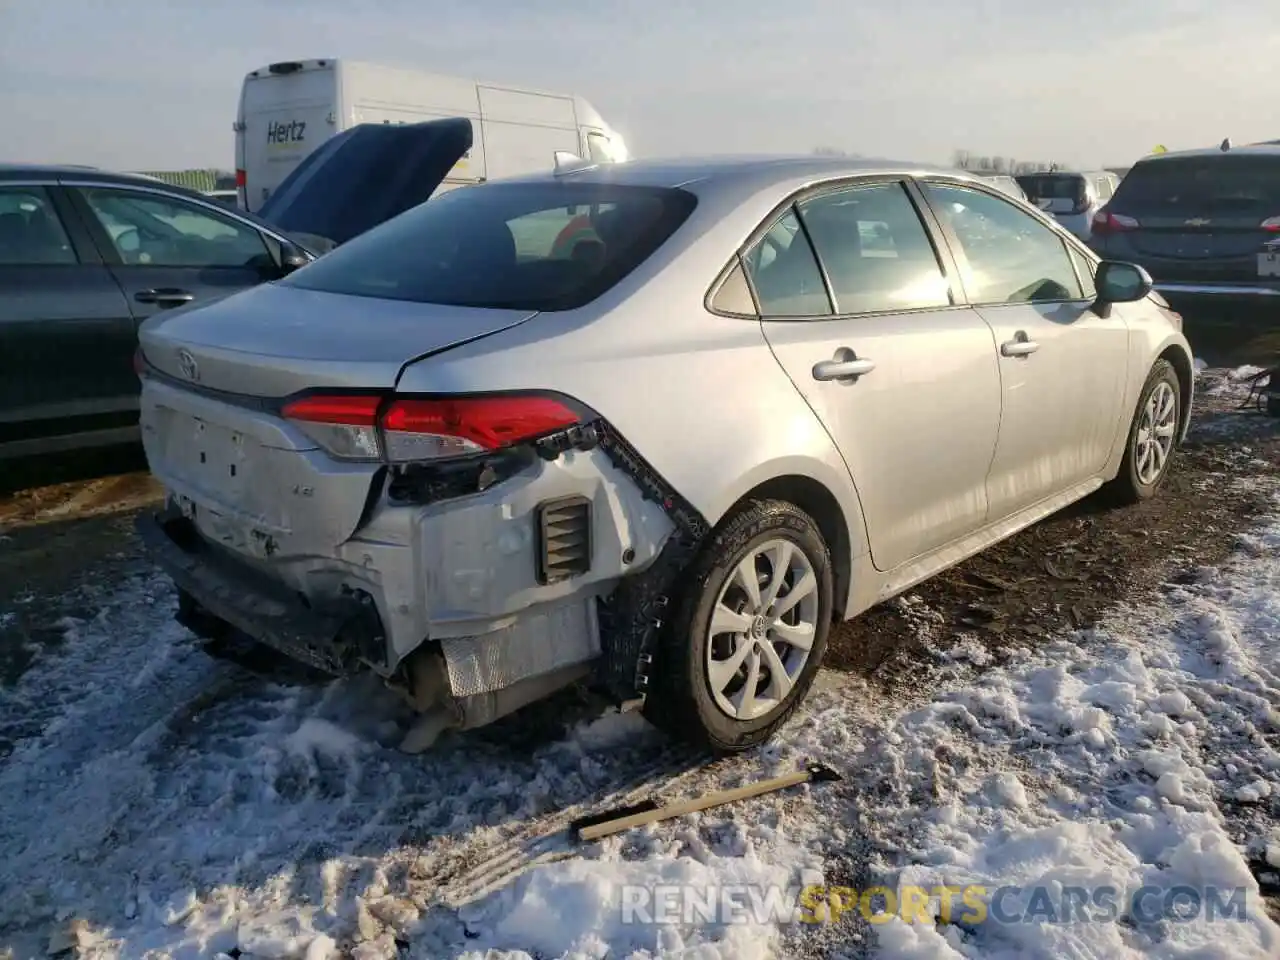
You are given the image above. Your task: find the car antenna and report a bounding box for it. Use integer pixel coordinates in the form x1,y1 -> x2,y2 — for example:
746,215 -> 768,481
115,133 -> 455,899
1220,137 -> 1233,152
553,151 -> 595,176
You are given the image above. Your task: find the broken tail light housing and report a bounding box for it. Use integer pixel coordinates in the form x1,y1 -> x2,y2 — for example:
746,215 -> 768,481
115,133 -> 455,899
281,392 -> 585,464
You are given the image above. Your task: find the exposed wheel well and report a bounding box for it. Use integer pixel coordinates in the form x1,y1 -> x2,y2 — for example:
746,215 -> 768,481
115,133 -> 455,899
736,474 -> 851,619
1158,346 -> 1194,439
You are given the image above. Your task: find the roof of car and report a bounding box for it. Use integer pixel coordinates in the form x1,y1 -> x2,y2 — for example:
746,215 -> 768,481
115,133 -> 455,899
0,163 -> 179,186
1135,144 -> 1280,163
496,154 -> 979,193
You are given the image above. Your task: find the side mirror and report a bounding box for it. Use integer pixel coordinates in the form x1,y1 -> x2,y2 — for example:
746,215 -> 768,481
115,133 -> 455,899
1093,260 -> 1153,318
278,240 -> 311,277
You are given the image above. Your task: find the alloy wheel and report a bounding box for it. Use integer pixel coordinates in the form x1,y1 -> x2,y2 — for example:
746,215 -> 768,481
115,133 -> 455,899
704,537 -> 820,721
1135,381 -> 1177,486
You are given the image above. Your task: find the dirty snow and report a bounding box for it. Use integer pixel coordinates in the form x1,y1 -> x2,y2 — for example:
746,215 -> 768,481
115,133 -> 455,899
2,386 -> 1280,958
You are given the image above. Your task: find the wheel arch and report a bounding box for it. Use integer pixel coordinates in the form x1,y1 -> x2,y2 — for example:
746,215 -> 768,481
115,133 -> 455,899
1156,342 -> 1195,443
711,464 -> 863,620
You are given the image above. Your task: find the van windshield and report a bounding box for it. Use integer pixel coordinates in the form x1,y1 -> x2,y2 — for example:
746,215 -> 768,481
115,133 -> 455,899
281,182 -> 698,311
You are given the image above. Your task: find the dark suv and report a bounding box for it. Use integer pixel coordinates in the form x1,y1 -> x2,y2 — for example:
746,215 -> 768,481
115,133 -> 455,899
1088,145 -> 1280,302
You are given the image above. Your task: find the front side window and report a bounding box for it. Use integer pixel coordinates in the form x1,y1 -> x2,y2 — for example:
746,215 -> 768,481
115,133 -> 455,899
924,182 -> 1084,305
0,186 -> 77,265
797,183 -> 951,314
283,182 -> 696,311
742,211 -> 832,318
79,188 -> 271,268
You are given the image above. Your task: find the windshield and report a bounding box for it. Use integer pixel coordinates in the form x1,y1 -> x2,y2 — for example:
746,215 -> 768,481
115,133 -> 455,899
281,181 -> 698,311
1109,155 -> 1280,215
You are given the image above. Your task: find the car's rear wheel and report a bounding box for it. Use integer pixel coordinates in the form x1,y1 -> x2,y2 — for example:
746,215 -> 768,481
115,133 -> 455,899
647,499 -> 833,753
1105,359 -> 1181,504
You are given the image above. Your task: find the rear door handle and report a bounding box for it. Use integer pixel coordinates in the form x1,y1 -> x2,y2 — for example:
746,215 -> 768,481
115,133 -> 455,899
812,350 -> 876,381
1000,332 -> 1040,358
135,288 -> 195,306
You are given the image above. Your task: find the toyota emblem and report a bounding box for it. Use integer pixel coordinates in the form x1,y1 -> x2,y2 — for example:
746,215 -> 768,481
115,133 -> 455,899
177,349 -> 200,382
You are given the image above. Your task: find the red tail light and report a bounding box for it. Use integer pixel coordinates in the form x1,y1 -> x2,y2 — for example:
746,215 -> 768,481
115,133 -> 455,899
1092,212 -> 1140,235
1260,216 -> 1280,232
235,169 -> 247,187
281,392 -> 582,463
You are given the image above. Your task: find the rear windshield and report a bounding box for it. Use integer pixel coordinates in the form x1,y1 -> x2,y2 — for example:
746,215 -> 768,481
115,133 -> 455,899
1015,174 -> 1086,201
1109,156 -> 1280,215
281,182 -> 697,311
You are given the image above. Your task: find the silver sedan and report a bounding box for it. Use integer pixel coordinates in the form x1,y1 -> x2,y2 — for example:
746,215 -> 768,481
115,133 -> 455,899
134,154 -> 1194,754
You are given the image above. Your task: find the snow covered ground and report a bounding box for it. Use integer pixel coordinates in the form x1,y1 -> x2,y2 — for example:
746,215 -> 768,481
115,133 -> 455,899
2,369 -> 1280,959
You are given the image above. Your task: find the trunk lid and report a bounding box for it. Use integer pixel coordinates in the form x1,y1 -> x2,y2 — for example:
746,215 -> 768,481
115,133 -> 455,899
138,283 -> 539,557
258,117 -> 473,248
139,282 -> 538,397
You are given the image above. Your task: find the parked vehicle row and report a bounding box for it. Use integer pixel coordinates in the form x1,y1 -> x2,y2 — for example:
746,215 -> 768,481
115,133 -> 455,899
131,151 -> 1194,752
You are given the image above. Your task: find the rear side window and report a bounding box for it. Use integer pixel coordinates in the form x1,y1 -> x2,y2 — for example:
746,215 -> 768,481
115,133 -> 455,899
1109,155 -> 1280,216
797,183 -> 951,314
0,186 -> 77,265
282,182 -> 697,311
742,211 -> 832,317
710,260 -> 756,316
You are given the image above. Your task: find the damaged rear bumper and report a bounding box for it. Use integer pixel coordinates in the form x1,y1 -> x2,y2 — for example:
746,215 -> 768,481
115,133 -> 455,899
137,506 -> 378,675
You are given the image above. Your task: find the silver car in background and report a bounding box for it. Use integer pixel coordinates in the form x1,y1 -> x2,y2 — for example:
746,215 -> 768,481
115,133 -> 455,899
135,154 -> 1194,754
1015,170 -> 1121,241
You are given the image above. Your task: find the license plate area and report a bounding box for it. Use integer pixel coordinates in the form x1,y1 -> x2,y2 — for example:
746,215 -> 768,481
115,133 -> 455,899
1258,252 -> 1280,277
152,404 -> 272,529
187,416 -> 254,490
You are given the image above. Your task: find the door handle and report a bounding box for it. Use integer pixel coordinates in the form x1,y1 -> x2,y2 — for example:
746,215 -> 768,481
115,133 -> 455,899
812,349 -> 876,382
135,288 -> 195,306
1000,332 -> 1040,358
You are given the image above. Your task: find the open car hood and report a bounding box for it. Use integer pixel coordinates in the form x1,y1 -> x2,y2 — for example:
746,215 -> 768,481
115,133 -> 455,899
258,117 -> 473,248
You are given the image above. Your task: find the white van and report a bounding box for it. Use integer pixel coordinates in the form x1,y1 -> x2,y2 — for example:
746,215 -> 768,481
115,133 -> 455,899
234,58 -> 629,213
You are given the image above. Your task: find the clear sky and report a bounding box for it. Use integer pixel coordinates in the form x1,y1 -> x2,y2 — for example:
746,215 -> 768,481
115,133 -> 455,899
1,0 -> 1276,172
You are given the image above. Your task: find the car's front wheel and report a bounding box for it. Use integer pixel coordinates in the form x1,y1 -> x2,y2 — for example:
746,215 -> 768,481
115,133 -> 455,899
1106,359 -> 1182,504
648,499 -> 833,753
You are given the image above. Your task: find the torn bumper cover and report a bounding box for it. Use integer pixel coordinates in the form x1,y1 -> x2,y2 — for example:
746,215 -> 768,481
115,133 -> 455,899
136,506 -> 378,675
138,418 -> 711,711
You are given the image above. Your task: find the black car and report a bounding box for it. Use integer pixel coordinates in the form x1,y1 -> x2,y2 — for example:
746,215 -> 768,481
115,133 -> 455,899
1088,145 -> 1280,303
0,117 -> 473,459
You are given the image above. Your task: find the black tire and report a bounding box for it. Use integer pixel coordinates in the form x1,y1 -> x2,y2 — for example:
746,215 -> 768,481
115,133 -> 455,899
1104,359 -> 1182,505
645,499 -> 833,753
